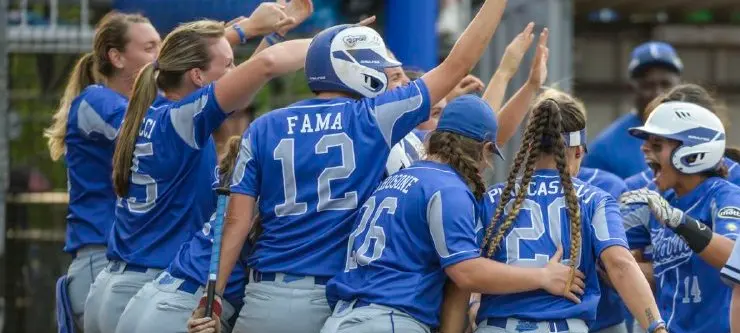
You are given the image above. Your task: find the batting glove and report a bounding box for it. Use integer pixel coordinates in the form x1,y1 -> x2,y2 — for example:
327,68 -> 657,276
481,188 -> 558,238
620,189 -> 685,229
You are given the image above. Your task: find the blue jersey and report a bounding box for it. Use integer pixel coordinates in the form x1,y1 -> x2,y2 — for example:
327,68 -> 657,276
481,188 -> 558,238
622,177 -> 740,333
168,171 -> 248,306
327,160 -> 481,327
230,80 -> 431,277
576,167 -> 629,330
478,169 -> 629,322
721,229 -> 740,286
109,84 -> 230,268
625,158 -> 740,191
582,112 -> 646,179
64,85 -> 127,253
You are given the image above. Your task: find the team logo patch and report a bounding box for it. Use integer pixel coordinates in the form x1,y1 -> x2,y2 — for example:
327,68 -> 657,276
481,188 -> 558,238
515,321 -> 538,332
718,207 -> 740,220
343,35 -> 367,47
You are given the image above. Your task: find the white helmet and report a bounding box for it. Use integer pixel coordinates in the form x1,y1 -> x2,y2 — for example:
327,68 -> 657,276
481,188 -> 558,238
629,101 -> 725,174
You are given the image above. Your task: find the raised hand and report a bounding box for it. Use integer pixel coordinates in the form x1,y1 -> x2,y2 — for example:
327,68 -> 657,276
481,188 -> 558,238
357,15 -> 377,27
276,0 -> 314,35
446,75 -> 485,101
246,2 -> 295,36
620,189 -> 685,229
526,27 -> 549,87
498,22 -> 535,79
539,247 -> 586,304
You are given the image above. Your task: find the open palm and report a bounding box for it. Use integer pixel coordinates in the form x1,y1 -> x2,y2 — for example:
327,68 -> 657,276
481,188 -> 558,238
277,0 -> 314,35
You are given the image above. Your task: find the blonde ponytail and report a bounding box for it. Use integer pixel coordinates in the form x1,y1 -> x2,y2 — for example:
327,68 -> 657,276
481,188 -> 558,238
112,63 -> 158,197
44,53 -> 97,161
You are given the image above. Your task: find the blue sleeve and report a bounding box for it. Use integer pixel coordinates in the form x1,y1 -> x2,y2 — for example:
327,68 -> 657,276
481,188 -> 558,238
359,79 -> 431,149
711,190 -> 740,240
620,202 -> 652,250
721,239 -> 740,285
75,96 -> 126,142
590,196 -> 629,257
426,187 -> 481,268
582,141 -> 607,170
229,127 -> 260,198
167,83 -> 230,150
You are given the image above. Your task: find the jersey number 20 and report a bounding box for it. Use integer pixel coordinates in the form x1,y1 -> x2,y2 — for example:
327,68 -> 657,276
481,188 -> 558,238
344,196 -> 398,272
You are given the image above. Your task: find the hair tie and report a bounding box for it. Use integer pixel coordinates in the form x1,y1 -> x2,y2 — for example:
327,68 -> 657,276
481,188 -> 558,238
152,60 -> 159,71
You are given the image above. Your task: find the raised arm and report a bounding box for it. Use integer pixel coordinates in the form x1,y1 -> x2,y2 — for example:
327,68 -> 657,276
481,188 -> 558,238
422,0 -> 507,104
214,38 -> 310,113
495,28 -> 549,146
482,23 -> 535,113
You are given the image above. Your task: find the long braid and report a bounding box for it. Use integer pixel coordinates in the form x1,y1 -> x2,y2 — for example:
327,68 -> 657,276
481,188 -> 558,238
427,132 -> 486,199
541,99 -> 583,293
485,105 -> 550,258
480,117 -> 539,251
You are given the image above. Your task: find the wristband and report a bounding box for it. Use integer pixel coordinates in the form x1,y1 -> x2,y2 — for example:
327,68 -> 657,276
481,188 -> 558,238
674,215 -> 713,253
647,319 -> 666,333
265,32 -> 286,46
232,24 -> 249,45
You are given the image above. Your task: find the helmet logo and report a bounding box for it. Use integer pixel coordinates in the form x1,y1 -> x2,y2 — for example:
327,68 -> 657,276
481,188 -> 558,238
343,35 -> 367,48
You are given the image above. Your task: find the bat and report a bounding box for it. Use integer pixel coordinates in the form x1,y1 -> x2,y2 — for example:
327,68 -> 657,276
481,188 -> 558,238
205,187 -> 231,318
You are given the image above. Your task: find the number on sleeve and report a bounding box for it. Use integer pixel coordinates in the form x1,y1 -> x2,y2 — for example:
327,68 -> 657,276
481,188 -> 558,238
504,197 -> 581,267
345,196 -> 397,272
274,133 -> 358,217
127,143 -> 158,214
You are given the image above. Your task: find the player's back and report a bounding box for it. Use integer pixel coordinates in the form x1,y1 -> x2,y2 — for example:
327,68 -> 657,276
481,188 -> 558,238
327,160 -> 480,327
110,84 -> 228,268
64,84 -> 128,253
231,80 -> 431,278
478,169 -> 628,322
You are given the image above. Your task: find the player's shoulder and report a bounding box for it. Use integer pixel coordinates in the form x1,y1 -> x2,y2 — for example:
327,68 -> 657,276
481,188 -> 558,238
404,161 -> 470,193
76,84 -> 127,111
572,177 -> 613,207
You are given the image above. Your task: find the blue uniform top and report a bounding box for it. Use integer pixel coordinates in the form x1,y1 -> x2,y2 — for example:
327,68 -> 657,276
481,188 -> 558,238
625,158 -> 740,191
168,167 -> 249,307
721,226 -> 740,286
64,85 -> 128,253
582,112 -> 646,179
230,80 -> 431,277
478,169 -> 629,322
327,160 -> 481,327
576,167 -> 629,330
623,177 -> 740,333
109,83 -> 230,268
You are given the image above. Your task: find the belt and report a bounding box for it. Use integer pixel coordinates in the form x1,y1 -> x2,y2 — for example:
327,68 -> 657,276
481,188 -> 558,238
108,261 -> 149,273
486,318 -> 570,332
176,277 -> 202,294
251,270 -> 330,286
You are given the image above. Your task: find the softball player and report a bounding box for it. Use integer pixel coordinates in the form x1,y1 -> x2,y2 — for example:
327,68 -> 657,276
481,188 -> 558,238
620,100 -> 740,333
211,1 -> 511,331
114,137 -> 248,333
45,12 -> 160,330
83,7 -> 309,332
476,90 -> 665,333
722,239 -> 740,333
323,95 -> 584,333
625,84 -> 740,191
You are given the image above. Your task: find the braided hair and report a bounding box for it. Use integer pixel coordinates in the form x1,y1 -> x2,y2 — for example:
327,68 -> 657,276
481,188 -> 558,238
482,89 -> 586,293
426,131 -> 488,199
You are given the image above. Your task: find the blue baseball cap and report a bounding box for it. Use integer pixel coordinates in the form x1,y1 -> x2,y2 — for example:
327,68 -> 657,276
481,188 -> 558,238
436,94 -> 504,159
628,41 -> 683,78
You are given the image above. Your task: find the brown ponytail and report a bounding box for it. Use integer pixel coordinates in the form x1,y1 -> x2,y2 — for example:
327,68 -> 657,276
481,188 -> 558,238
426,131 -> 486,199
